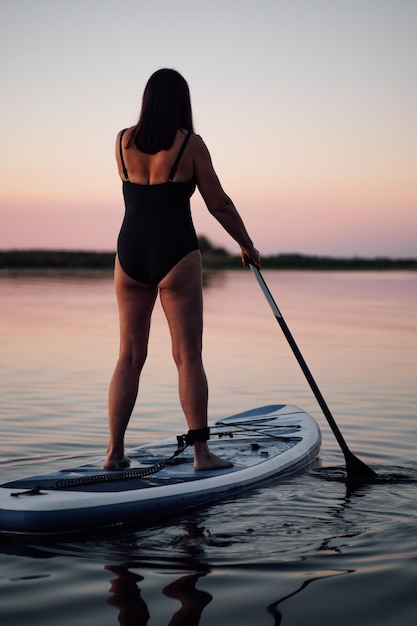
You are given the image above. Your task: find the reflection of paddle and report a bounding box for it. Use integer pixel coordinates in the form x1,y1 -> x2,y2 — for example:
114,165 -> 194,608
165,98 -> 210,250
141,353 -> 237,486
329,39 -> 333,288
250,265 -> 377,481
267,570 -> 353,625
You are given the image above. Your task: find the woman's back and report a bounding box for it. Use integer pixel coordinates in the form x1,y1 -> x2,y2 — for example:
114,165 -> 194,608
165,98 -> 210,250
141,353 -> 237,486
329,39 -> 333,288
117,128 -> 198,285
117,128 -> 195,185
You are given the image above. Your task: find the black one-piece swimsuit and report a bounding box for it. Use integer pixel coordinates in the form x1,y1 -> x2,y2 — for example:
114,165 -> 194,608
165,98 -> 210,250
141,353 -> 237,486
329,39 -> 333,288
117,130 -> 198,285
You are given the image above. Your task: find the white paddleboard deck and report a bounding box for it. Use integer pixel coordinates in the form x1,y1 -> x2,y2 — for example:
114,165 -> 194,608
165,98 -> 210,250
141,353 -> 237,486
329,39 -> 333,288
0,405 -> 320,535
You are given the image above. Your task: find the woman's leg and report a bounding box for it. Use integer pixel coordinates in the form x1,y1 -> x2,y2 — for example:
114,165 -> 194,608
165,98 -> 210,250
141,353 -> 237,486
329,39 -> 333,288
104,257 -> 157,469
159,251 -> 232,470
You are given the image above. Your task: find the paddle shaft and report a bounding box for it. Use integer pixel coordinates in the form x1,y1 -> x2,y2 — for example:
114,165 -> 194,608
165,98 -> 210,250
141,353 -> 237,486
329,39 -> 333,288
250,265 -> 376,478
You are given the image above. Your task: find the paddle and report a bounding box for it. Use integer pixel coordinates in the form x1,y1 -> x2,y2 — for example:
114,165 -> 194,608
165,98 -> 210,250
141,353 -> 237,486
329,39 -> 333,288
250,264 -> 377,480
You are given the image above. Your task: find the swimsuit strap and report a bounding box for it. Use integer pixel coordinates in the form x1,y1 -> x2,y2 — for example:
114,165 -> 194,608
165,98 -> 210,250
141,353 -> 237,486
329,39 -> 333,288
168,131 -> 192,182
119,129 -> 192,183
119,129 -> 129,181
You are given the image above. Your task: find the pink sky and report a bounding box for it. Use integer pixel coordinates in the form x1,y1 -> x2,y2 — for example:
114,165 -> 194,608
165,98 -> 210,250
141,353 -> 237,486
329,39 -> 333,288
1,1 -> 416,258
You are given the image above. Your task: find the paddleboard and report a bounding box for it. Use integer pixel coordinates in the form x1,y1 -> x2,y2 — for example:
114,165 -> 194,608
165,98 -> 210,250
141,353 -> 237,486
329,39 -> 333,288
0,404 -> 320,535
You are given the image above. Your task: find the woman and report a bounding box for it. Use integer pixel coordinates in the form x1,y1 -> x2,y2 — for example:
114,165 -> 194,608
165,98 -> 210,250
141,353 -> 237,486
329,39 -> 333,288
105,68 -> 260,471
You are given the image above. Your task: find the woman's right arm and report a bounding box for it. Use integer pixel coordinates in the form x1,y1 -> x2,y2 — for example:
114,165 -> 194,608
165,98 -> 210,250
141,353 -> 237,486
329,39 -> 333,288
192,135 -> 260,268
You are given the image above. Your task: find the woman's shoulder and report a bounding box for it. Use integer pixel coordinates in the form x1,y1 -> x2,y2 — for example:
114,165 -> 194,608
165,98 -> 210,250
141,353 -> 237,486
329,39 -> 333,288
117,127 -> 135,141
188,131 -> 203,143
189,134 -> 213,167
187,132 -> 209,153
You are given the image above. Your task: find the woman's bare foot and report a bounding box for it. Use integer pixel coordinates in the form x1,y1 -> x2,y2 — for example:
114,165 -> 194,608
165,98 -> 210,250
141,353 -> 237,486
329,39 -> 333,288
193,443 -> 233,471
194,453 -> 233,471
103,454 -> 131,470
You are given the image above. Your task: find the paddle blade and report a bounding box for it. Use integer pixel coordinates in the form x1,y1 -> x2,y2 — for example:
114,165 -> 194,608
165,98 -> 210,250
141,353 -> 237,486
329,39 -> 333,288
345,451 -> 377,481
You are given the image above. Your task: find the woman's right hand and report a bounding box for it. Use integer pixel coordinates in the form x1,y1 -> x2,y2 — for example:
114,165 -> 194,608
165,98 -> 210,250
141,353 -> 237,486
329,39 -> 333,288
241,246 -> 261,269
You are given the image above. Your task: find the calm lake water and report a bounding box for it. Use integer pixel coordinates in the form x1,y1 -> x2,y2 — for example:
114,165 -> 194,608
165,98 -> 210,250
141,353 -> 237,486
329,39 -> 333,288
0,269 -> 416,625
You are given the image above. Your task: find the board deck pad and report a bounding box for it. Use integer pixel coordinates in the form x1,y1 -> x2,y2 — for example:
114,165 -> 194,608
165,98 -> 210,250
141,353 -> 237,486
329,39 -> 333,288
0,405 -> 321,535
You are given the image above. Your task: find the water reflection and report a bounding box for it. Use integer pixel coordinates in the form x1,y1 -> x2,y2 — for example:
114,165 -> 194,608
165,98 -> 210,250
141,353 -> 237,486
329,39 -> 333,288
1,271 -> 417,625
104,557 -> 356,626
104,524 -> 215,625
163,573 -> 212,626
106,563 -> 212,626
1,482 -> 416,626
267,571 -> 353,625
104,560 -> 355,626
106,564 -> 150,625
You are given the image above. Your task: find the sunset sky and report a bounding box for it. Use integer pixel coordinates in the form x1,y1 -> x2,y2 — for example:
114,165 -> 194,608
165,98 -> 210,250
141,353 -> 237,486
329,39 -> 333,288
1,0 -> 416,257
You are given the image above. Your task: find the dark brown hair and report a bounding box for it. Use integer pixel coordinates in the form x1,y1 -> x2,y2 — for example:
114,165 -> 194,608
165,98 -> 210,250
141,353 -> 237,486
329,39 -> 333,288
129,69 -> 194,154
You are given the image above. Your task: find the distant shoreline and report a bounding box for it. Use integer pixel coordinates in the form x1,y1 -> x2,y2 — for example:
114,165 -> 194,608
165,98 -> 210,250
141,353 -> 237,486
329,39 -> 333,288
1,246 -> 416,271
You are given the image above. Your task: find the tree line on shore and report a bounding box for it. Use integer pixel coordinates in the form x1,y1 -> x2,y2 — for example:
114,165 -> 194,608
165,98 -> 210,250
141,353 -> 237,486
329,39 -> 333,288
0,236 -> 416,271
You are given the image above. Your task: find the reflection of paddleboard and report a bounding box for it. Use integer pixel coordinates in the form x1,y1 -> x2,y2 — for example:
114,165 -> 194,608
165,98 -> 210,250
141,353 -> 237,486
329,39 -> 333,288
0,404 -> 321,535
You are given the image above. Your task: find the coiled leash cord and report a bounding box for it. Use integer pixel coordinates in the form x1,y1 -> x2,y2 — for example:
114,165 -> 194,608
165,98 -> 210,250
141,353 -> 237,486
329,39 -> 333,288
11,428 -> 210,495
